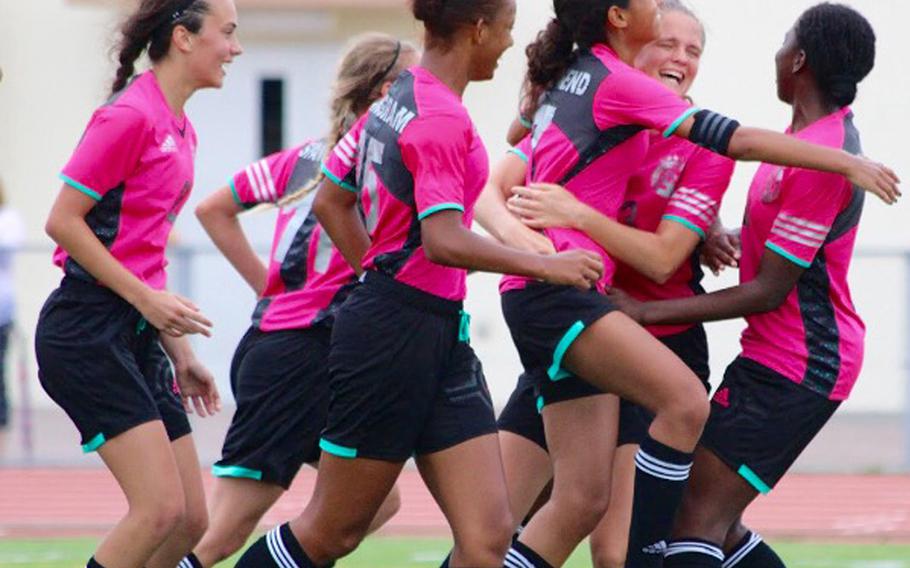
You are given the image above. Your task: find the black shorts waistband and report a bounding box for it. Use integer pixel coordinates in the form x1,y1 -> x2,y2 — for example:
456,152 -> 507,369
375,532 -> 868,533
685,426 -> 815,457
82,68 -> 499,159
58,276 -> 131,305
362,271 -> 463,317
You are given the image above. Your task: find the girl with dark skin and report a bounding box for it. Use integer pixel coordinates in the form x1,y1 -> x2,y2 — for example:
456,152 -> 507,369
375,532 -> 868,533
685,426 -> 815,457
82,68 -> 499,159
608,4 -> 881,567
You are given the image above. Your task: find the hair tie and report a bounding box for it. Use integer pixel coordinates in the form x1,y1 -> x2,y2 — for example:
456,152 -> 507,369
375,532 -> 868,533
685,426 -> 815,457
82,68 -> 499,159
379,41 -> 403,80
170,0 -> 197,24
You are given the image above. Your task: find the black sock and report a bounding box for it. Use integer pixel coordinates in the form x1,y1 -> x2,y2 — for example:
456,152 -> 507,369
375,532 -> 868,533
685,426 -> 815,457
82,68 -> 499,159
505,540 -> 554,568
723,532 -> 785,568
664,540 -> 724,568
234,523 -> 325,567
178,552 -> 204,568
439,551 -> 451,568
626,435 -> 694,567
87,558 -> 106,568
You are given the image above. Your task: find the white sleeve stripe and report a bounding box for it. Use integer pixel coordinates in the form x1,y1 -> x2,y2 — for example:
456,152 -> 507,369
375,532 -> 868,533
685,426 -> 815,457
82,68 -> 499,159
244,165 -> 264,201
779,213 -> 830,232
671,194 -> 717,214
675,187 -> 717,206
337,137 -> 356,158
773,219 -> 827,240
251,162 -> 270,202
333,148 -> 354,168
668,202 -> 714,225
343,133 -> 357,148
771,227 -> 824,248
260,160 -> 278,201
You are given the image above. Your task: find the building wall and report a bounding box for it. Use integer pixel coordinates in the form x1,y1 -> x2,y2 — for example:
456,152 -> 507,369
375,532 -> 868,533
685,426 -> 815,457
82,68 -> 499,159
0,0 -> 907,413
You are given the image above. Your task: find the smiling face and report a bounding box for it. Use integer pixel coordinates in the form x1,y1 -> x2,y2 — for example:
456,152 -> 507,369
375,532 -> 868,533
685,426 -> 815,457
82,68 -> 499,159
184,0 -> 243,89
471,0 -> 516,82
634,9 -> 704,97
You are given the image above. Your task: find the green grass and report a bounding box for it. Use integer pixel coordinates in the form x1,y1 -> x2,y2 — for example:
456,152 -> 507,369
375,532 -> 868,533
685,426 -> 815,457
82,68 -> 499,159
0,537 -> 908,567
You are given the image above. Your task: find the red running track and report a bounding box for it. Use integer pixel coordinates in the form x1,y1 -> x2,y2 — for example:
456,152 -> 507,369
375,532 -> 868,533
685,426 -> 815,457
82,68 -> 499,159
1,469 -> 908,540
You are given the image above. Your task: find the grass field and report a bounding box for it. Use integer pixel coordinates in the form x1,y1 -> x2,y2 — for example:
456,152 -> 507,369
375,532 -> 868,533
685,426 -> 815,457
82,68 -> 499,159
0,537 -> 908,567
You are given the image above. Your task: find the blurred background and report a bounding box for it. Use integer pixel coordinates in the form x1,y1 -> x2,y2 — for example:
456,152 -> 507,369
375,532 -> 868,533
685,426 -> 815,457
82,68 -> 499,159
0,0 -> 907,477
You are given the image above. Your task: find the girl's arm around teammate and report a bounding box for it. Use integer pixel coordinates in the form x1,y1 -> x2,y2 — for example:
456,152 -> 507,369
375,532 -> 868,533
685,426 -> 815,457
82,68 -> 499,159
45,189 -> 212,338
196,187 -> 267,295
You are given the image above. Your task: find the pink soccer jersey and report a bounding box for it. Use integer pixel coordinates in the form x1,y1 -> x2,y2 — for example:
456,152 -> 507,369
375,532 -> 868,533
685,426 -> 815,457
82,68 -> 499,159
56,71 -> 197,290
739,107 -> 865,401
338,66 -> 489,301
501,43 -> 698,294
615,133 -> 734,336
230,139 -> 364,331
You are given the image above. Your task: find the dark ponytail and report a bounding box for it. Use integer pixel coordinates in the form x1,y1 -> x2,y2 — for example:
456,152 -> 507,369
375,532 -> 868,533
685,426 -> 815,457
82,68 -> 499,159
411,0 -> 503,49
524,0 -> 627,93
111,0 -> 209,94
795,2 -> 875,107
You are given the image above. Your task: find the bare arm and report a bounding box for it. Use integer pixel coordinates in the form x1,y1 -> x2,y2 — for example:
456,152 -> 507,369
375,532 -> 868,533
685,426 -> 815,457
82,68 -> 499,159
195,187 -> 268,295
474,153 -> 556,255
673,118 -> 900,204
508,183 -> 700,284
46,185 -> 212,336
612,249 -> 803,326
422,210 -> 603,290
312,179 -> 371,276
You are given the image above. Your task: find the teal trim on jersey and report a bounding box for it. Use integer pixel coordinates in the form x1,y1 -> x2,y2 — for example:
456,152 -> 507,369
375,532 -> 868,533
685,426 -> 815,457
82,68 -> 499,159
60,173 -> 102,201
212,464 -> 263,481
508,147 -> 530,164
663,107 -> 701,138
82,433 -> 107,453
458,310 -> 472,343
548,320 -> 586,381
417,203 -> 465,221
320,438 -> 358,459
321,164 -> 358,193
663,215 -> 706,240
766,242 -> 811,269
135,317 -> 148,335
536,395 -> 545,414
738,464 -> 772,494
519,115 -> 533,129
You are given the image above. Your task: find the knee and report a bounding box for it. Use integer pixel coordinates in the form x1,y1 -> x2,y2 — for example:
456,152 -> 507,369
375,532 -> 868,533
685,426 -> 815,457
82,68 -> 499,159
316,523 -> 371,559
664,393 -> 710,436
134,494 -> 186,542
590,545 -> 626,568
553,483 -> 612,536
452,511 -> 513,566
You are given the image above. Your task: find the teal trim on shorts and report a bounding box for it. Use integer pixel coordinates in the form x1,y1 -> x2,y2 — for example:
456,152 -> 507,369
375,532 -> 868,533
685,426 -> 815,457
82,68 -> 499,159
536,395 -> 545,414
519,115 -> 533,129
508,147 -> 530,164
738,464 -> 772,495
135,317 -> 148,335
82,433 -> 107,453
320,438 -> 358,459
212,464 -> 263,481
59,173 -> 102,201
663,215 -> 706,240
321,164 -> 358,193
766,242 -> 812,269
458,310 -> 472,343
663,107 -> 701,138
417,203 -> 465,221
548,320 -> 586,381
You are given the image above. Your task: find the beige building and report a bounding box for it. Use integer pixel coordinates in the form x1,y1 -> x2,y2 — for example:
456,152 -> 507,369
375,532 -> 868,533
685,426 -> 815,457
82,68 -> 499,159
0,1 -> 907,422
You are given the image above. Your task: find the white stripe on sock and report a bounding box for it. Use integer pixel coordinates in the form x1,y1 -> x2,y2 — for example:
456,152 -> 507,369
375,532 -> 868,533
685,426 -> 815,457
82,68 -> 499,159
635,453 -> 691,481
266,527 -> 298,568
505,548 -> 536,568
665,541 -> 724,561
722,533 -> 763,568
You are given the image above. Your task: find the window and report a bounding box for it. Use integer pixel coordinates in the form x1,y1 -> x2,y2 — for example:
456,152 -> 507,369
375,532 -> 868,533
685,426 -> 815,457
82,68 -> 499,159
261,78 -> 284,156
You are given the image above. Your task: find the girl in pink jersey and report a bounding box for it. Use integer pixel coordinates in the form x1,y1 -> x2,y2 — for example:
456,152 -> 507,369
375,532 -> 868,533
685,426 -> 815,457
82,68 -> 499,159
479,5 -> 757,567
607,5 -> 880,567
35,2 -> 242,568
235,1 -> 606,567
179,34 -> 417,568
484,2 -> 898,568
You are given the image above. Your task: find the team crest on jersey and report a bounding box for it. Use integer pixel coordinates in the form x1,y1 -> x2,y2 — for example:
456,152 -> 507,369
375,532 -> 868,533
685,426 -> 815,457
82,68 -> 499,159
761,168 -> 784,203
651,154 -> 684,198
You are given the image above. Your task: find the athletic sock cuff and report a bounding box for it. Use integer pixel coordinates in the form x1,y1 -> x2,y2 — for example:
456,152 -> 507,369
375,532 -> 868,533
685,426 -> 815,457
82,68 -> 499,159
636,436 -> 693,481
666,539 -> 724,561
723,531 -> 762,568
507,540 -> 555,568
179,553 -> 204,568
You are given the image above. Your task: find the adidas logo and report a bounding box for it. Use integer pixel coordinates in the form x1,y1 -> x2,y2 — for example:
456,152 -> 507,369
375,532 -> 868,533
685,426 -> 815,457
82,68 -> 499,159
642,540 -> 668,555
160,134 -> 178,153
713,387 -> 731,408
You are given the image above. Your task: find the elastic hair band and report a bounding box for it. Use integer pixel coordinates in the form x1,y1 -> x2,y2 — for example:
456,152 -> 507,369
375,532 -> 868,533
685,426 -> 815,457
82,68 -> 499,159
689,109 -> 740,156
379,41 -> 403,81
170,0 -> 197,24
